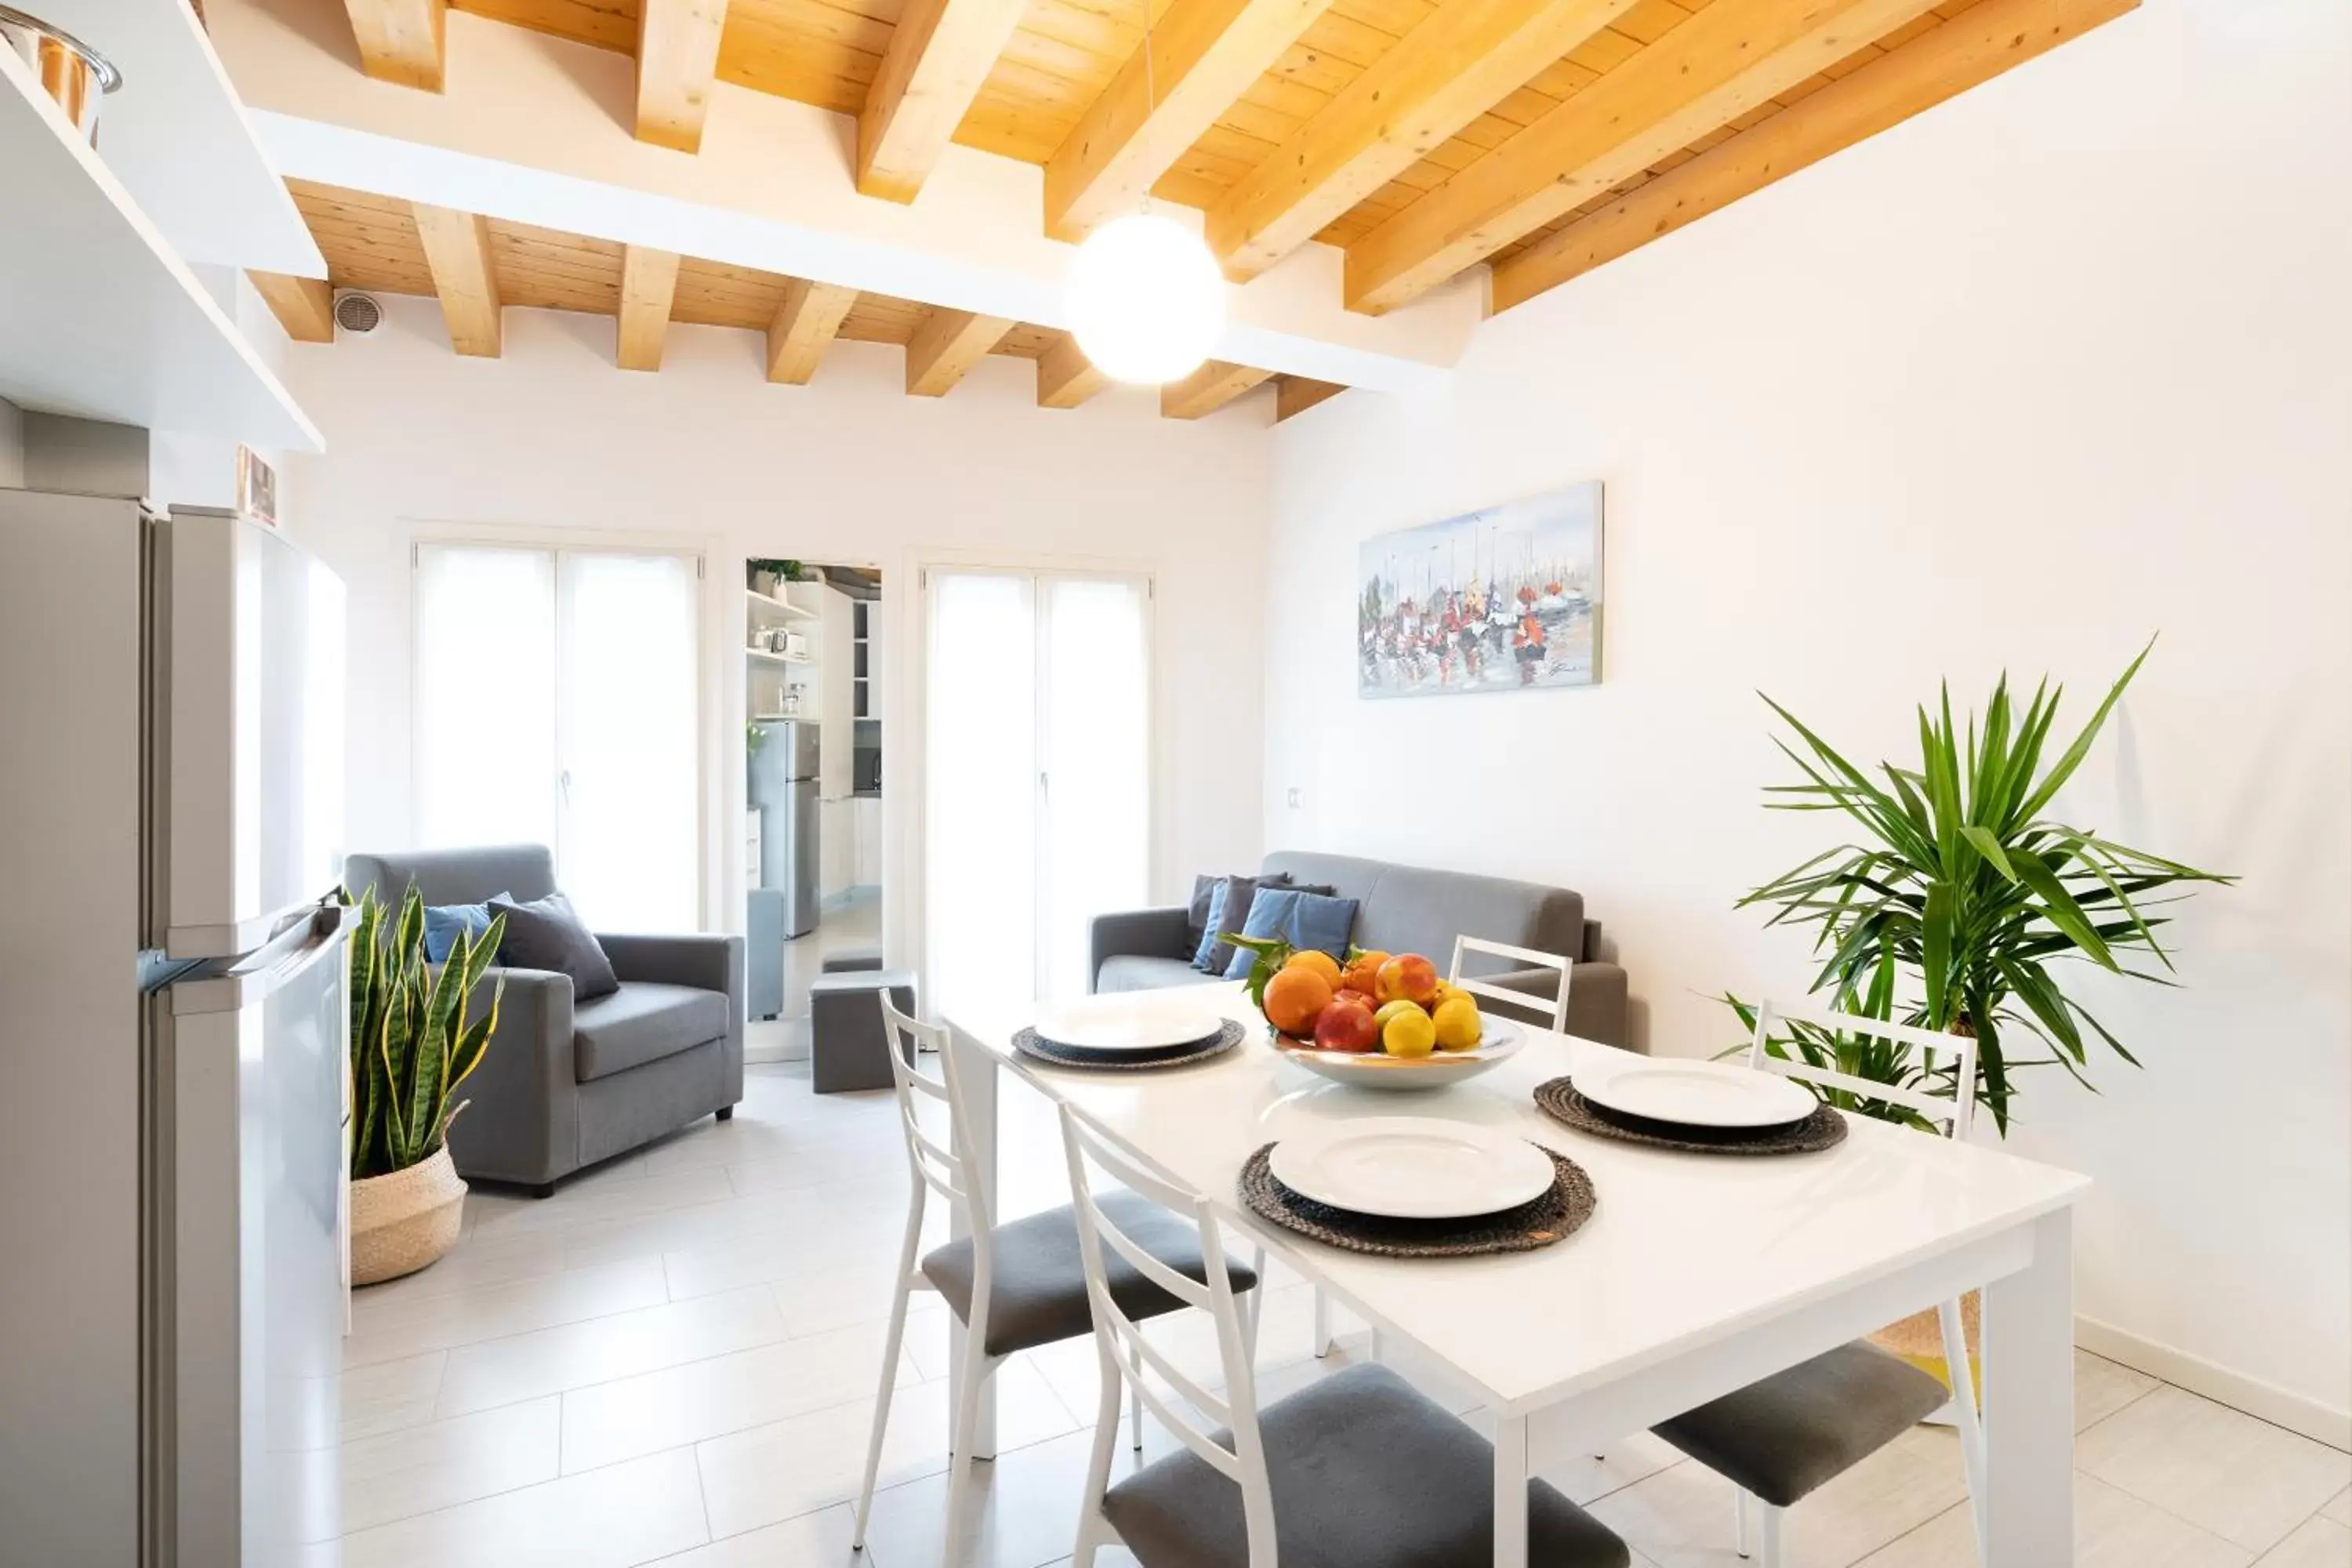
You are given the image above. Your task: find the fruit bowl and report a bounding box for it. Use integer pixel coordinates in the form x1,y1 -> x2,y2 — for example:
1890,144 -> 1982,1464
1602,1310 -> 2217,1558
1235,940 -> 1510,1093
1271,1021 -> 1523,1092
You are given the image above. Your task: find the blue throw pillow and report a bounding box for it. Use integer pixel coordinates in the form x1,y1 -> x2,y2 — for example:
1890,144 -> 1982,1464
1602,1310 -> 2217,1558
1190,881 -> 1232,972
422,893 -> 507,964
1222,887 -> 1360,977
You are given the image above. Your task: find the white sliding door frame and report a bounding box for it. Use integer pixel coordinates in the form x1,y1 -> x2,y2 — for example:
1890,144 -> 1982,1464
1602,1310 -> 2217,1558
406,522 -> 717,931
909,554 -> 1160,1014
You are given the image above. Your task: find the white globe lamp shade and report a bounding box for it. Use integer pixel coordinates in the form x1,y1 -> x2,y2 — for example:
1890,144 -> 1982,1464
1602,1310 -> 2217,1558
1065,212 -> 1225,385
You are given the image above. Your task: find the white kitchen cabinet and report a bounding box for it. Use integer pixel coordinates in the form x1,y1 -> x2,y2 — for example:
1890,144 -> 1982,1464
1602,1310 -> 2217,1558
854,796 -> 883,887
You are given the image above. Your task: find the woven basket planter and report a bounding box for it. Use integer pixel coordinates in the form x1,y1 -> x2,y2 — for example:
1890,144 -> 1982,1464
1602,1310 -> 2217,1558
350,1145 -> 467,1287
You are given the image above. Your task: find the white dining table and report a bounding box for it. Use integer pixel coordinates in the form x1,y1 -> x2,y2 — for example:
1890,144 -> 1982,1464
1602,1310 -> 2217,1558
942,983 -> 2091,1568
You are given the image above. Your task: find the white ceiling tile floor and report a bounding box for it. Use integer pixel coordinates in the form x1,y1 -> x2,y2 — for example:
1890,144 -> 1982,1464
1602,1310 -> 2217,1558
324,1061 -> 2351,1568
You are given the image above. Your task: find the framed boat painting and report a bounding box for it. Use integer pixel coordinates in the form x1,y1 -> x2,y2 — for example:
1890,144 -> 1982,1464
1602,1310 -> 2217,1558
1357,481 -> 1604,699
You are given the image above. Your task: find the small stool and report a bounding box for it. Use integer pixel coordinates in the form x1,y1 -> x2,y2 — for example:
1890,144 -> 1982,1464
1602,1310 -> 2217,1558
821,947 -> 884,975
809,968 -> 918,1093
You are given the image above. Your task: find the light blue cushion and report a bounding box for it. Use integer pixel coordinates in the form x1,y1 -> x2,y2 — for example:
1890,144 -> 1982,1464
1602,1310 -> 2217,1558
423,893 -> 506,964
1223,887 -> 1360,977
1190,881 -> 1232,972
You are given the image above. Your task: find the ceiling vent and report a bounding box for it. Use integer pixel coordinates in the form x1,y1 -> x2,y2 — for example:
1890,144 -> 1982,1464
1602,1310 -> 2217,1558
333,292 -> 383,334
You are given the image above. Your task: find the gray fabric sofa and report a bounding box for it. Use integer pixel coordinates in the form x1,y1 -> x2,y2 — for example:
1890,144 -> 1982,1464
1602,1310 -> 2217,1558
1089,851 -> 1630,1048
345,845 -> 746,1195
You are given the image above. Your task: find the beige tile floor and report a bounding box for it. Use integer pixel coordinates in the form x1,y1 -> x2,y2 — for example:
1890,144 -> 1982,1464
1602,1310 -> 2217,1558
318,1063 -> 2352,1568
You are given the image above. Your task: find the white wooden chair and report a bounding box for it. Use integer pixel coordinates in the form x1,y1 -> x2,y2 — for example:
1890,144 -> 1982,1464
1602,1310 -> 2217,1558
851,995 -> 1262,1560
1058,1102 -> 1633,1568
1306,935 -> 1575,1359
1653,999 -> 1987,1568
1450,934 -> 1573,1034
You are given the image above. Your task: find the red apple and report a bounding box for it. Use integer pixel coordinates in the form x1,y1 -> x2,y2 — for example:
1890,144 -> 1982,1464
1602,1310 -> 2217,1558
1331,987 -> 1375,1013
1375,953 -> 1440,1007
1312,997 -> 1380,1053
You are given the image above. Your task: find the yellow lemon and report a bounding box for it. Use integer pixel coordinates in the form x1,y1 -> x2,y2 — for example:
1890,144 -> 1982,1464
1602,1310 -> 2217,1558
1381,1007 -> 1438,1058
1432,995 -> 1483,1051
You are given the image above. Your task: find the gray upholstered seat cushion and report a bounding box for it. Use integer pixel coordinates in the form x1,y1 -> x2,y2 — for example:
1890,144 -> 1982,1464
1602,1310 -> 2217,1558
1096,954 -> 1218,993
1103,1363 -> 1628,1568
572,982 -> 730,1083
920,1192 -> 1256,1359
1651,1341 -> 1950,1508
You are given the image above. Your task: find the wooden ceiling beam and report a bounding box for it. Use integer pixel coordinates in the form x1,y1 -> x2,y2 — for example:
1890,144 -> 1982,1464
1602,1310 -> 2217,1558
1274,376 -> 1345,422
248,273 -> 336,343
1161,361 -> 1271,419
857,0 -> 1033,202
636,0 -> 730,153
1036,334 -> 1108,408
341,0 -> 446,92
764,279 -> 859,383
617,245 -> 682,370
1345,0 -> 1944,314
1490,0 -> 2140,312
1208,0 -> 1639,281
906,309 -> 1014,395
1044,0 -> 1338,243
409,203 -> 503,357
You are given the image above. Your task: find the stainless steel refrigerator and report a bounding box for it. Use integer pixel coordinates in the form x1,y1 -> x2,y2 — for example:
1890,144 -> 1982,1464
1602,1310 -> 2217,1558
0,491 -> 349,1566
748,720 -> 819,937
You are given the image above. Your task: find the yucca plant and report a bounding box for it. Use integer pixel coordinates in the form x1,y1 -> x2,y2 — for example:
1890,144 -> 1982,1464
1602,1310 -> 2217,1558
1737,641 -> 2231,1134
349,885 -> 506,1180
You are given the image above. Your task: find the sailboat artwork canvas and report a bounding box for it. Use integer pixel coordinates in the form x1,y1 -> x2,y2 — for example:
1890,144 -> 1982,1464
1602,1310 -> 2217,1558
1357,481 -> 1605,698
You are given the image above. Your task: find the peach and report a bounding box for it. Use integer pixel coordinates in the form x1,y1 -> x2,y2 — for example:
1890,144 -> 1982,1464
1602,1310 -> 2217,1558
1312,997 -> 1380,1053
1375,953 -> 1440,1007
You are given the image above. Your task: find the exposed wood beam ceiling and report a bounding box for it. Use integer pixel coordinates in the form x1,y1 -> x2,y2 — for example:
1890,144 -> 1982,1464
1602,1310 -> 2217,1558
906,309 -> 1014,394
409,201 -> 503,355
342,0 -> 446,90
1036,332 -> 1109,407
1162,359 -> 1272,418
249,272 -> 337,343
637,0 -> 731,151
618,245 -> 683,368
311,0 -> 2132,338
1274,374 -> 1345,420
764,278 -> 859,383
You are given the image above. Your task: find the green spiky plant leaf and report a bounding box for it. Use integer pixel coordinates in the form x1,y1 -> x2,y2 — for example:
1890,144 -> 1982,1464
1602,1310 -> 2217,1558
1735,640 -> 2232,1134
349,884 -> 507,1179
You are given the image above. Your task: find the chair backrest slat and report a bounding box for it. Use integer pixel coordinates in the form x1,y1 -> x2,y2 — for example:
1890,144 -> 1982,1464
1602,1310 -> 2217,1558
1060,1105 -> 1278,1560
1745,999 -> 1981,1143
1090,1208 -> 1216,1311
1450,935 -> 1572,1033
877,993 -> 991,1235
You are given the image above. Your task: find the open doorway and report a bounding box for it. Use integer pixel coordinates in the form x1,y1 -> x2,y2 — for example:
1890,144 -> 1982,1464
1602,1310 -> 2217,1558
742,560 -> 885,1055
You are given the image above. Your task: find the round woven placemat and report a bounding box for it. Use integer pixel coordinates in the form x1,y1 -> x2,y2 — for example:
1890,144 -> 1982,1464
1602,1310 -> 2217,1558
1533,1076 -> 1848,1156
1238,1142 -> 1594,1258
1013,1018 -> 1244,1072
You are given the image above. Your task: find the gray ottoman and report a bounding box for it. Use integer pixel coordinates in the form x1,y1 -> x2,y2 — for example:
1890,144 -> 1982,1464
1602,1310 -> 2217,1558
820,946 -> 884,975
809,967 -> 917,1094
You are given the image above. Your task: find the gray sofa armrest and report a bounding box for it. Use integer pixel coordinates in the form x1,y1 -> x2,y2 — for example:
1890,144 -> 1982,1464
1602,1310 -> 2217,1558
1481,961 -> 1631,1050
1089,906 -> 1192,993
444,967 -> 579,1187
601,932 -> 747,1109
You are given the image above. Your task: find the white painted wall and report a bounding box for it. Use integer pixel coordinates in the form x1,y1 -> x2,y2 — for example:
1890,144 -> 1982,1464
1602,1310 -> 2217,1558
278,295 -> 1271,971
0,397 -> 24,487
1265,0 -> 2350,1439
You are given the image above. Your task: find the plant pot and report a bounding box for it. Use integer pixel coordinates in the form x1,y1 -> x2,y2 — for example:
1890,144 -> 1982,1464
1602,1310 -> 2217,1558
751,569 -> 779,596
1871,1290 -> 1982,1410
350,1145 -> 466,1286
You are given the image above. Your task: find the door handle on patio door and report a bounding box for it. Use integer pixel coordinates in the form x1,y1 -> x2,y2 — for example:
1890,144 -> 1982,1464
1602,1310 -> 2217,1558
560,769 -> 573,806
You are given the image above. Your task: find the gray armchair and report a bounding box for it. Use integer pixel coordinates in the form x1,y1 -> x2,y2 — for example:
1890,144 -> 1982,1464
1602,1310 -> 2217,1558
345,844 -> 745,1196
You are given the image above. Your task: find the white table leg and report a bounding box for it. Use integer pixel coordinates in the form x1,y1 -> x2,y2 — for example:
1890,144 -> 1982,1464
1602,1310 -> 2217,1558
1493,1412 -> 1529,1568
946,1027 -> 999,1461
1980,1208 -> 2073,1563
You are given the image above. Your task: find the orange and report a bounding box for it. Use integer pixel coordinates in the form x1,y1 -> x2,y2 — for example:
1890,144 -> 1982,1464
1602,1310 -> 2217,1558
1283,949 -> 1343,987
1340,950 -> 1389,996
1262,967 -> 1334,1037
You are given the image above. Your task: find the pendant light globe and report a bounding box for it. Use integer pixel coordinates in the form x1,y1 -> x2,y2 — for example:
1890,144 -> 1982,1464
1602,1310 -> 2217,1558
1065,212 -> 1225,385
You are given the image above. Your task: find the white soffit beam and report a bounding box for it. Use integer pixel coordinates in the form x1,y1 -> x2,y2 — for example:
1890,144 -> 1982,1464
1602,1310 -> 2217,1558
211,2 -> 1476,391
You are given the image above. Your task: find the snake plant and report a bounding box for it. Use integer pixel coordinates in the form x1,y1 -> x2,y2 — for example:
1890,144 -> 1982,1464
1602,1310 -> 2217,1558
1737,641 -> 2232,1134
349,885 -> 506,1179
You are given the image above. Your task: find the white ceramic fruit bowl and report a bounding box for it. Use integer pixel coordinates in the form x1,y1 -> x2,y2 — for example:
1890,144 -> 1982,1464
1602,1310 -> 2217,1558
1269,1021 -> 1523,1093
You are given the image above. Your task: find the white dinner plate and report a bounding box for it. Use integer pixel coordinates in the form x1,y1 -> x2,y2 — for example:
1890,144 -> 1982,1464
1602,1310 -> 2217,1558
1032,997 -> 1226,1054
1269,1116 -> 1556,1219
1573,1055 -> 1817,1129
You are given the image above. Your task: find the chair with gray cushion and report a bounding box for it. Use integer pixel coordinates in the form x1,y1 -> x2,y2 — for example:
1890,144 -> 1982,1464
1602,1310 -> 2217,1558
345,845 -> 745,1196
1088,850 -> 1632,1048
1650,1000 -> 1987,1566
851,996 -> 1261,1559
1059,1104 -> 1629,1568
